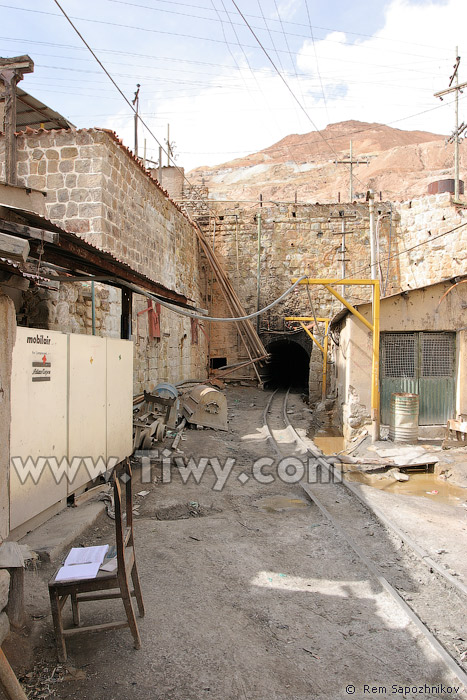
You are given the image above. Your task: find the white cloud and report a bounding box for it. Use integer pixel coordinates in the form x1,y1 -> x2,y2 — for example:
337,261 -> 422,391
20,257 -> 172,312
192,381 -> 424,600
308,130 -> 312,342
101,0 -> 467,171
297,0 -> 467,136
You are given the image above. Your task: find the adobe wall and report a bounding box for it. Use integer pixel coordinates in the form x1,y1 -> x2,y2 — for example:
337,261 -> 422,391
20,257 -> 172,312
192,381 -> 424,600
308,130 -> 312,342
0,128 -> 207,393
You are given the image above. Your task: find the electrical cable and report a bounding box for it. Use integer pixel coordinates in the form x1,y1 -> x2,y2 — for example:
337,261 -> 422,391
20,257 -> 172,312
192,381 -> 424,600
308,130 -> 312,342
38,271 -> 308,322
100,0 -> 454,54
50,0 -> 223,223
2,4 -> 453,63
304,0 -> 329,124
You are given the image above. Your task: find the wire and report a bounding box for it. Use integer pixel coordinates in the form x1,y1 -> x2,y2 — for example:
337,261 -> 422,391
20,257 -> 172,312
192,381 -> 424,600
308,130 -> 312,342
339,220 -> 467,287
1,4 -> 453,62
304,0 -> 329,123
229,0 -> 370,195
99,0 -> 454,53
41,272 -> 309,322
51,0 -> 220,221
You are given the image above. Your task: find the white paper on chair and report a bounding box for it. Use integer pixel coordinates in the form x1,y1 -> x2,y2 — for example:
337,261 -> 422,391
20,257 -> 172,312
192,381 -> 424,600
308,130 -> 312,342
64,545 -> 109,567
55,561 -> 101,582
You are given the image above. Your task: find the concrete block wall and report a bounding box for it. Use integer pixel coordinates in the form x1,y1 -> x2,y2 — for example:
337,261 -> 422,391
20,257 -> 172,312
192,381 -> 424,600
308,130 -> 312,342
0,128 -> 207,393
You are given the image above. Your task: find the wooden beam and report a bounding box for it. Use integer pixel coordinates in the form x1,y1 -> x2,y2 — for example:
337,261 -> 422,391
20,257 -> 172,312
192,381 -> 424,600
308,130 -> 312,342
0,232 -> 29,262
0,218 -> 59,244
0,56 -> 34,186
28,240 -> 188,305
121,287 -> 132,339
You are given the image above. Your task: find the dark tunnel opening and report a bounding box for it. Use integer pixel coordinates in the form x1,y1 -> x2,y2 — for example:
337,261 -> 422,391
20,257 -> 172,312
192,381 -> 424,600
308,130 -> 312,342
264,340 -> 310,390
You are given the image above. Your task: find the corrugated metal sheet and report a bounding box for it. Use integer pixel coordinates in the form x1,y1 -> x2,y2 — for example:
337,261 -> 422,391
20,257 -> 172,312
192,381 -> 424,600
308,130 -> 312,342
380,332 -> 456,425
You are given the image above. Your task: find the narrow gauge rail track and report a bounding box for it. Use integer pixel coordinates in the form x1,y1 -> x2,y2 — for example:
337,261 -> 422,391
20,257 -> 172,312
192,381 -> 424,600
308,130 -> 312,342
263,388 -> 467,688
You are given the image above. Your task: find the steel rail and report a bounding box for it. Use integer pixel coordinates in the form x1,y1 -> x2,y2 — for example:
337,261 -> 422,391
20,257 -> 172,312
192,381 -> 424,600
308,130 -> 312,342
261,388 -> 467,688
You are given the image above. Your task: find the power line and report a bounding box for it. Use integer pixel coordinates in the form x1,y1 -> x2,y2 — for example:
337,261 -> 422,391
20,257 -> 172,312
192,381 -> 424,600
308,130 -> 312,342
229,0 -> 368,192
50,0 -> 217,218
102,0 -> 453,57
304,0 -> 329,123
0,4 -> 454,62
100,0 -> 454,53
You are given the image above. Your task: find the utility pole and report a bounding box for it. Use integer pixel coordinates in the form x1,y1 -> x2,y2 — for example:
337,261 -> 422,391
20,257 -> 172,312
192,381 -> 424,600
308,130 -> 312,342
330,210 -> 357,297
132,83 -> 140,157
434,48 -> 467,201
335,140 -> 368,201
167,124 -> 170,166
0,55 -> 34,185
256,195 -> 262,334
367,190 -> 377,281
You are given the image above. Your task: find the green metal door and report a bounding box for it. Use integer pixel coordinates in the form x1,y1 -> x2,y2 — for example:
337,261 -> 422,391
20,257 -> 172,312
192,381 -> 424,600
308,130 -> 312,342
418,332 -> 456,425
380,332 -> 455,425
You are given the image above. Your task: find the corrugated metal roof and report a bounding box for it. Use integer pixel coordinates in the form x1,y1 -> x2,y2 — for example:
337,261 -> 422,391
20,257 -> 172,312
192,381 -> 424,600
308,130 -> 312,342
329,274 -> 467,327
0,203 -> 192,305
15,88 -> 74,131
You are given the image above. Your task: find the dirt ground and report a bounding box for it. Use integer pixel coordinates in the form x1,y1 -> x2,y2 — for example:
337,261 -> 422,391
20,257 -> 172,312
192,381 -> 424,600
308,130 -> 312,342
5,387 -> 467,700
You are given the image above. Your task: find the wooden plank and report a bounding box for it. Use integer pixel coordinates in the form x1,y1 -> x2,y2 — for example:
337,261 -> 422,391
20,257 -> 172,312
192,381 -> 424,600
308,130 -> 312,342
0,232 -> 29,262
0,218 -> 59,244
447,419 -> 467,433
62,620 -> 129,636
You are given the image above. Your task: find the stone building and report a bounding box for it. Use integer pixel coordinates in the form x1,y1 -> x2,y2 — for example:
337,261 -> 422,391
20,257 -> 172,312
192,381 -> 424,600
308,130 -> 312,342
0,126 -> 209,394
184,191 -> 467,420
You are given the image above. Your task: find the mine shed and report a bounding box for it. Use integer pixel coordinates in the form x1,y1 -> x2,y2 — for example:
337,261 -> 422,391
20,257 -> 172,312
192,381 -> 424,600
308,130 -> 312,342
332,277 -> 467,440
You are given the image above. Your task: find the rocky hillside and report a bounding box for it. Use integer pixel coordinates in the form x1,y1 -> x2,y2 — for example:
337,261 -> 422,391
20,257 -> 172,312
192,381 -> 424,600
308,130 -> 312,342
187,120 -> 466,202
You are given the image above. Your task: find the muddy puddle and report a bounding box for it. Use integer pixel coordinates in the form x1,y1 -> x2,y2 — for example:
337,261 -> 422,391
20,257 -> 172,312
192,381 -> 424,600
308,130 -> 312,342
313,435 -> 345,454
255,496 -> 310,513
344,470 -> 467,506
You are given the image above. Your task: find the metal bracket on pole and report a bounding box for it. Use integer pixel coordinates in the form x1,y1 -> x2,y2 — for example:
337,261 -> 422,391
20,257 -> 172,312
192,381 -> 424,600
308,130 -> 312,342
285,316 -> 330,400
291,278 -> 380,441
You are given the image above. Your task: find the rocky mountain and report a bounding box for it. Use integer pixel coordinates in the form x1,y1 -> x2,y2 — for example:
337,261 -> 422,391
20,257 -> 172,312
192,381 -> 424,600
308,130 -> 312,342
187,120 -> 466,202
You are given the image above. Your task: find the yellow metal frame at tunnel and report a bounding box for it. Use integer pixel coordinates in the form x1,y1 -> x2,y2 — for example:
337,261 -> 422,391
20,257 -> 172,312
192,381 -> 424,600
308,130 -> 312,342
290,278 -> 380,442
284,317 -> 330,401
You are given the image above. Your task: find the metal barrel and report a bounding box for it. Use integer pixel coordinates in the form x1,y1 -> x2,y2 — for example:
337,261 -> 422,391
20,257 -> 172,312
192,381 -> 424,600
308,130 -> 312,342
389,392 -> 419,443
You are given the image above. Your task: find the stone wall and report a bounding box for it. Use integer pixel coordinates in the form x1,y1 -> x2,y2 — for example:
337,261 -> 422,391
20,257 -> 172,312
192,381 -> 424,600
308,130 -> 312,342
397,193 -> 467,290
189,193 -> 465,398
0,128 -> 208,393
189,200 -> 394,397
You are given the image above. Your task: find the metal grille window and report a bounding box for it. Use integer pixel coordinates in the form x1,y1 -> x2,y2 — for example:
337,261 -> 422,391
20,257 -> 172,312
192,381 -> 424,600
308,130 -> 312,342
421,333 -> 454,377
383,333 -> 416,378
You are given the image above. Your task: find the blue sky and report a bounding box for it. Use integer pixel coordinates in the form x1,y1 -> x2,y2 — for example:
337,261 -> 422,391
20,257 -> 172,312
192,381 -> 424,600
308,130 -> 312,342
0,0 -> 464,170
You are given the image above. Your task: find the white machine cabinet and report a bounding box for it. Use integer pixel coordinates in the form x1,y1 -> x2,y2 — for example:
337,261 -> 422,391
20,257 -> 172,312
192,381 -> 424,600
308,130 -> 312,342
9,329 -> 133,537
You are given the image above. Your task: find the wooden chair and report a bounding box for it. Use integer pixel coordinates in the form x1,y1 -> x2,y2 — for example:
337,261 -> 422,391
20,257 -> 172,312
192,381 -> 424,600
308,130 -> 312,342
48,459 -> 144,662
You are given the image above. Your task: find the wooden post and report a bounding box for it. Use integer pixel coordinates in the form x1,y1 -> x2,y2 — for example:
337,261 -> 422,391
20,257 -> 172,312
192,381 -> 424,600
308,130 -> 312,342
5,568 -> 25,629
121,287 -> 133,340
0,649 -> 28,700
0,56 -> 34,185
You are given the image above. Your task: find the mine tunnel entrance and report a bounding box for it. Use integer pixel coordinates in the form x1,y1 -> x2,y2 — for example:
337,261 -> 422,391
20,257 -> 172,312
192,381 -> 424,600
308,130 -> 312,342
264,339 -> 310,389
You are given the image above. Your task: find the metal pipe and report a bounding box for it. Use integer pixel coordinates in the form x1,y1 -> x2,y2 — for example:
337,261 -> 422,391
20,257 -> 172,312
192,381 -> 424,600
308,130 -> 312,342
91,280 -> 96,335
256,208 -> 262,334
371,280 -> 381,442
368,189 -> 377,280
324,284 -> 374,332
455,46 -> 460,200
322,320 -> 329,400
